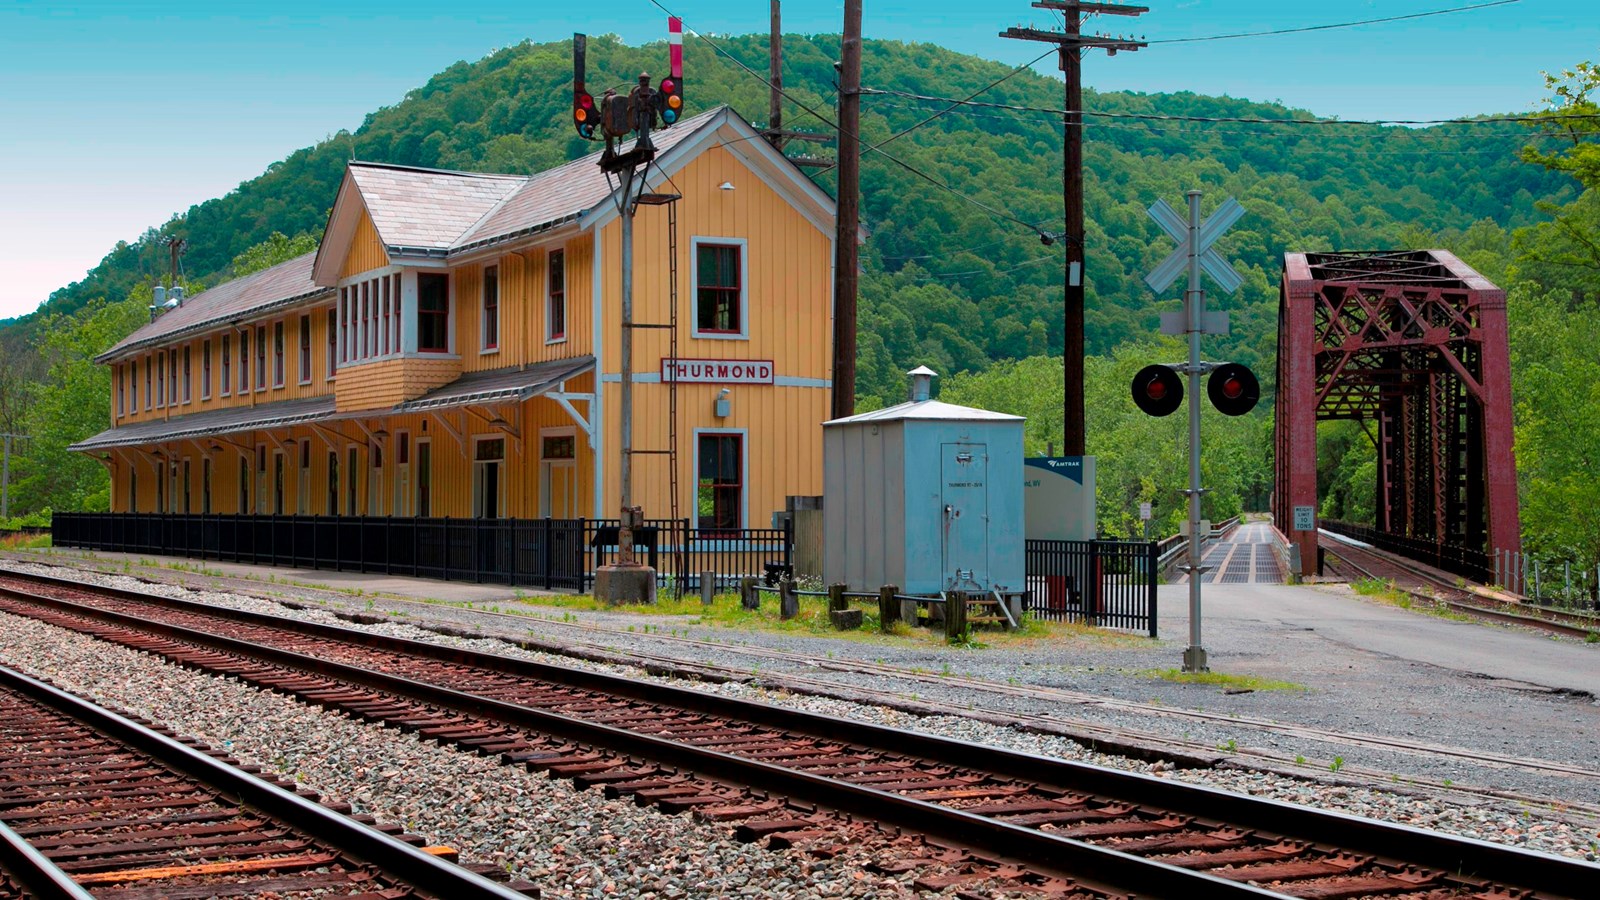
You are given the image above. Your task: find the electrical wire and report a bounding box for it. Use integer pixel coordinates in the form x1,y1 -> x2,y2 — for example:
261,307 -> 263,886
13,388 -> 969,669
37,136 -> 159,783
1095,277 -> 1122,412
639,0 -> 1055,237
869,47 -> 1056,152
1149,0 -> 1520,44
861,87 -> 1600,128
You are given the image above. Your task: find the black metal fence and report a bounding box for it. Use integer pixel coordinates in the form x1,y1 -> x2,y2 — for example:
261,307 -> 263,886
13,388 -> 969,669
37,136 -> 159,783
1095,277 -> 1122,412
1320,519 -> 1491,585
52,513 -> 791,595
1025,539 -> 1159,637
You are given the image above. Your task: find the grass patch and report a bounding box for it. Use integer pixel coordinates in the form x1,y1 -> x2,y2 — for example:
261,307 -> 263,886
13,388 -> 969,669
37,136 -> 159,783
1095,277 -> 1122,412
1350,577 -> 1472,622
0,532 -> 51,550
1137,668 -> 1307,692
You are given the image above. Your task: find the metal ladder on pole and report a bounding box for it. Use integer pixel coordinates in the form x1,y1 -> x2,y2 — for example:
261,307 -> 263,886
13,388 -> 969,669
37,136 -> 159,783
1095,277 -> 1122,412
633,189 -> 683,594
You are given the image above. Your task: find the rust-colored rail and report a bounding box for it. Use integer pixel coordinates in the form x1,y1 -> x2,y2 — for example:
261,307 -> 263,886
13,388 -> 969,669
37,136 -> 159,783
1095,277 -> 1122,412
0,661 -> 531,899
1,566 -> 1596,899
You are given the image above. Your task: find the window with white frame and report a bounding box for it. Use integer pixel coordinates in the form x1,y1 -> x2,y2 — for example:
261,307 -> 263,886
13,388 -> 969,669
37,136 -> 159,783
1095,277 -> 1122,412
298,314 -> 312,384
692,239 -> 747,338
696,432 -> 744,531
481,264 -> 499,351
327,308 -> 337,379
255,325 -> 267,390
472,437 -> 505,519
220,334 -> 232,397
202,340 -> 212,400
418,273 -> 450,352
182,346 -> 192,403
116,365 -> 126,417
273,321 -> 285,388
546,250 -> 566,342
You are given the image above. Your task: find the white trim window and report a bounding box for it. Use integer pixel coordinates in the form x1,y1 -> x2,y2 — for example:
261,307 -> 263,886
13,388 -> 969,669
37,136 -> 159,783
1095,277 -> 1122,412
546,249 -> 566,343
220,334 -> 232,398
538,427 -> 578,518
298,314 -> 313,385
694,429 -> 747,532
690,237 -> 749,340
481,264 -> 499,352
472,436 -> 506,519
201,340 -> 212,400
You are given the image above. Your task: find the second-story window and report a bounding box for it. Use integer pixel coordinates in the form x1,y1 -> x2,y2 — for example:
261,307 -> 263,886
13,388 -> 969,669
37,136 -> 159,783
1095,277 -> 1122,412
133,359 -> 141,411
299,314 -> 312,383
169,351 -> 178,406
144,356 -> 152,410
239,330 -> 250,394
202,340 -> 212,400
256,325 -> 267,390
273,321 -> 285,388
381,277 -> 392,355
221,334 -> 232,397
547,250 -> 566,342
481,265 -> 499,351
156,351 -> 166,408
694,241 -> 745,337
418,273 -> 449,353
182,346 -> 192,403
117,365 -> 125,417
390,273 -> 402,352
327,309 -> 337,378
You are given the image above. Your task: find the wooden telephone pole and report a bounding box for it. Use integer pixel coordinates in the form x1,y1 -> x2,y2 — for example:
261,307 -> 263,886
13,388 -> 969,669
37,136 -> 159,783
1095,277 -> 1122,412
1002,2 -> 1145,456
831,0 -> 862,419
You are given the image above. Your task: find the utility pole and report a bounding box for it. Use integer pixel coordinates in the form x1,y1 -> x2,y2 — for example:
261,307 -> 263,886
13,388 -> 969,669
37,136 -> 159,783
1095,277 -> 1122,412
1002,2 -> 1145,455
768,1 -> 784,150
831,0 -> 862,420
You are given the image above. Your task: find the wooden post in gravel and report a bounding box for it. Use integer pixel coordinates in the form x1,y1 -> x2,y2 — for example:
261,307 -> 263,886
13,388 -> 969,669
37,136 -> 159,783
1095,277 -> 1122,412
740,577 -> 758,610
945,591 -> 967,644
878,585 -> 899,631
827,582 -> 861,630
779,578 -> 799,619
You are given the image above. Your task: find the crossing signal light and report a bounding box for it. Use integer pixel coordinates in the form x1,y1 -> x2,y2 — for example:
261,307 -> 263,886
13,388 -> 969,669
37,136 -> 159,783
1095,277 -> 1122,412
1207,363 -> 1260,417
572,33 -> 597,140
1131,364 -> 1184,417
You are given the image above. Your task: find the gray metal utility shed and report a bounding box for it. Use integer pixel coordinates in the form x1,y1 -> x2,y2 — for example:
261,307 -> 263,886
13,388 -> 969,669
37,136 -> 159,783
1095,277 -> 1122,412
822,368 -> 1025,595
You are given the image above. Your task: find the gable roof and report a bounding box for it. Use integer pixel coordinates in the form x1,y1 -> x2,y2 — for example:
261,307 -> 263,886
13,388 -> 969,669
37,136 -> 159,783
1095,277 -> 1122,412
314,106 -> 817,283
98,252 -> 331,363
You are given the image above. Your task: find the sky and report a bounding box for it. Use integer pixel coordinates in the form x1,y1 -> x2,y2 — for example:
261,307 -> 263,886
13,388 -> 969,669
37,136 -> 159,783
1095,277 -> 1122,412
0,0 -> 1593,319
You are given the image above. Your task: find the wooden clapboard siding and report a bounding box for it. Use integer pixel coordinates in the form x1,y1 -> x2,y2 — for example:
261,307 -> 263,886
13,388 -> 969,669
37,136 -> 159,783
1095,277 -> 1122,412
333,356 -> 458,412
340,209 -> 390,279
597,143 -> 830,526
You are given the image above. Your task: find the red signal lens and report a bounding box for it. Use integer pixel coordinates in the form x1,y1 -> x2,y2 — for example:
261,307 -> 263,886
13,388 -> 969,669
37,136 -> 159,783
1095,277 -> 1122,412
661,78 -> 675,93
581,94 -> 593,108
1146,381 -> 1167,401
1222,377 -> 1242,399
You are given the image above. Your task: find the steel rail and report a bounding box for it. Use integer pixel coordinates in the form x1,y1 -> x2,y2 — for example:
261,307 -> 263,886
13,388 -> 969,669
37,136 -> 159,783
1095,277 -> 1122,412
0,661 -> 527,900
0,582 -> 1276,899
0,818 -> 94,900
5,570 -> 1600,898
1324,537 -> 1598,639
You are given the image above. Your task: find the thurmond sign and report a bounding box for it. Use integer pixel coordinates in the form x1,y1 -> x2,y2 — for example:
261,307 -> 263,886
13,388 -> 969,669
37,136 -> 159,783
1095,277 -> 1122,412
661,358 -> 775,384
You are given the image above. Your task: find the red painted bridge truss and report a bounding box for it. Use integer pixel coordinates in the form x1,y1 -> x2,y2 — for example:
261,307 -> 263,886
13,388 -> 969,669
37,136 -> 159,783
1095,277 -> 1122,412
1275,250 -> 1519,578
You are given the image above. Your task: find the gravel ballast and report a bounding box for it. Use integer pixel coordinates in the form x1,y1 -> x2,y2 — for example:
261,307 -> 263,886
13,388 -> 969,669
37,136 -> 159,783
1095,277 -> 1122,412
3,558 -> 1598,865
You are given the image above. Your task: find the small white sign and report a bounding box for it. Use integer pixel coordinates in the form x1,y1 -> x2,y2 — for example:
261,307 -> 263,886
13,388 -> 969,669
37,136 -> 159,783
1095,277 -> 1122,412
1139,502 -> 1152,521
1293,505 -> 1316,532
661,358 -> 774,384
1159,310 -> 1230,336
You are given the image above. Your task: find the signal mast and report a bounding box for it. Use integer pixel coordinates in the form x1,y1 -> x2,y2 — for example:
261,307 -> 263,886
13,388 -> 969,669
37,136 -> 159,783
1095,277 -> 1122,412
573,20 -> 686,604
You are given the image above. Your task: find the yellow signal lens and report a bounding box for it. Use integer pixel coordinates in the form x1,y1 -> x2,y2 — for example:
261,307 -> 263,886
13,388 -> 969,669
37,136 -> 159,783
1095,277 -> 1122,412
576,108 -> 587,121
667,95 -> 682,109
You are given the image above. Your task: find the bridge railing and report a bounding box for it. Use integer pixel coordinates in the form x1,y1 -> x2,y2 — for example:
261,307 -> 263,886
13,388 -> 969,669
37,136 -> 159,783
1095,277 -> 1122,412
1320,519 -> 1491,585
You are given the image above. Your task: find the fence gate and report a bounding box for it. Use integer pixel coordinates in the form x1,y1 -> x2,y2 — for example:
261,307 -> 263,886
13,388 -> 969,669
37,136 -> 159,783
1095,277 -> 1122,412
1025,539 -> 1158,636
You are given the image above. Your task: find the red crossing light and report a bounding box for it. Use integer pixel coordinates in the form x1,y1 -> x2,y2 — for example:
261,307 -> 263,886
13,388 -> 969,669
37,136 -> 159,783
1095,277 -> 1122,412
1131,364 -> 1184,417
1207,363 -> 1260,417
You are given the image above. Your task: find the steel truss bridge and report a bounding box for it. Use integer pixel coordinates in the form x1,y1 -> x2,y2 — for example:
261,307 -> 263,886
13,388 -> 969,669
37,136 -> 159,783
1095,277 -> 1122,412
1275,250 -> 1519,582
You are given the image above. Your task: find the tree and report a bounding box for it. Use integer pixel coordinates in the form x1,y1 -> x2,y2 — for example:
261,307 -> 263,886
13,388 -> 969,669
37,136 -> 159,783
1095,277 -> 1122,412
230,231 -> 318,278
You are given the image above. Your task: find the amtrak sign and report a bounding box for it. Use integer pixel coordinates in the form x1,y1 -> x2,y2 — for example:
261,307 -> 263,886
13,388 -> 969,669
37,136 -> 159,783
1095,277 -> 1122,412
661,358 -> 775,384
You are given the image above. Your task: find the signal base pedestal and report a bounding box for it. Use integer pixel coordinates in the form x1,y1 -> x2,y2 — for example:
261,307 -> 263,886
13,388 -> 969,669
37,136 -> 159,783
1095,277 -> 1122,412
595,564 -> 657,606
1181,645 -> 1209,674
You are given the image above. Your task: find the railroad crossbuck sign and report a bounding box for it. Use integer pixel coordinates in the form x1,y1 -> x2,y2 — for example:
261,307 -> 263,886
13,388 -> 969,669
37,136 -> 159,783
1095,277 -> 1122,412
1147,197 -> 1244,336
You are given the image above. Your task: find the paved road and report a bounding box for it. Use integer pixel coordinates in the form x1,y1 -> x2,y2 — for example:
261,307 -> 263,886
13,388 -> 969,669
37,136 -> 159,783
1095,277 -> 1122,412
1165,579 -> 1600,697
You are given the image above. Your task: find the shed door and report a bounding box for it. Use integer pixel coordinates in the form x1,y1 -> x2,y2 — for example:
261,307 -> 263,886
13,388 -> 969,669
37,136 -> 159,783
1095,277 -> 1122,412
940,442 -> 988,591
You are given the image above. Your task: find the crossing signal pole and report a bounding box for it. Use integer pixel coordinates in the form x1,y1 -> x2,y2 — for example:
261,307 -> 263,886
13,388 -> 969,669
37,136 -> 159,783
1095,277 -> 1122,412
1002,1 -> 1145,456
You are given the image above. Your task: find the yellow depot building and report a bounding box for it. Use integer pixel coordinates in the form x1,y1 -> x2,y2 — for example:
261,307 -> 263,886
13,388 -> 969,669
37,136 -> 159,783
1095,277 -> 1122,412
69,107 -> 836,565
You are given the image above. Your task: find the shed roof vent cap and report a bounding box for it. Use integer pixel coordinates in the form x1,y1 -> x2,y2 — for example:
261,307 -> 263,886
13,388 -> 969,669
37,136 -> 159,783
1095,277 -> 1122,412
907,365 -> 938,402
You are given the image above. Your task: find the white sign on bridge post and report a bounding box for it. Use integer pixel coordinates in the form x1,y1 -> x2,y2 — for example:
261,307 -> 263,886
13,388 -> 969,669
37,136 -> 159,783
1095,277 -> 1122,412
1144,191 -> 1245,675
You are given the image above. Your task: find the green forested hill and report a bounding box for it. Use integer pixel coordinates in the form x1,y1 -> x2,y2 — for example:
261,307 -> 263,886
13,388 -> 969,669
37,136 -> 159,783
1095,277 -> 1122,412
15,32 -> 1571,407
10,32 -> 1594,563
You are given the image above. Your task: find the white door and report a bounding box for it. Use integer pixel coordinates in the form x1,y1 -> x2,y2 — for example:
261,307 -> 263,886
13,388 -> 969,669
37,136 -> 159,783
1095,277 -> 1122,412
539,430 -> 578,518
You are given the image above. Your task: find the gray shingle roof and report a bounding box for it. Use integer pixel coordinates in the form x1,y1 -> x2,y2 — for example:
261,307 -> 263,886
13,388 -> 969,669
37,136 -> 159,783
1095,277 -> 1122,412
69,395 -> 337,452
99,252 -> 330,363
347,164 -> 527,252
393,356 -> 594,413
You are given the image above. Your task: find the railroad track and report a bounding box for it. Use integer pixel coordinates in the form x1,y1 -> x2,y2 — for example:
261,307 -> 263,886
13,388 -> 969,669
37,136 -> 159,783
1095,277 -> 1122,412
1320,535 -> 1600,640
0,660 -> 532,900
0,569 -> 1596,899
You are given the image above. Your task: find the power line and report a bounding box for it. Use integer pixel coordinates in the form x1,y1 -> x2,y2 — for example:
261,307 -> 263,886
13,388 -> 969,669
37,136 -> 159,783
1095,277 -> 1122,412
1149,0 -> 1520,45
861,87 -> 1600,128
868,47 -> 1056,151
640,0 -> 1053,236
